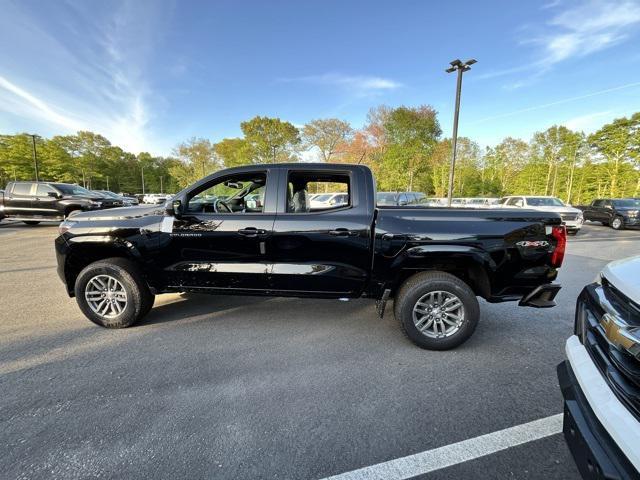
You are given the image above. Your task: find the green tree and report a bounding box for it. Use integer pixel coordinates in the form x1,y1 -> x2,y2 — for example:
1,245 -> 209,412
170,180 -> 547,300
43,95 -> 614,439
170,138 -> 220,188
240,116 -> 300,163
214,138 -> 254,167
302,118 -> 353,162
589,116 -> 639,197
381,105 -> 441,191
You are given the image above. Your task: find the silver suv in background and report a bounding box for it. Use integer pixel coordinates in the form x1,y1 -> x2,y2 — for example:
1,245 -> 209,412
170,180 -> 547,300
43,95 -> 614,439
501,196 -> 583,234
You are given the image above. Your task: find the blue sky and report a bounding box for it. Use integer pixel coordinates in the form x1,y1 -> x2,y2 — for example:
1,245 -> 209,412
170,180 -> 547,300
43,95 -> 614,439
1,0 -> 640,156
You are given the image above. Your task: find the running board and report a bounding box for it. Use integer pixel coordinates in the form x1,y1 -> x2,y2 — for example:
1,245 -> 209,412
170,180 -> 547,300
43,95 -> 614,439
519,284 -> 561,308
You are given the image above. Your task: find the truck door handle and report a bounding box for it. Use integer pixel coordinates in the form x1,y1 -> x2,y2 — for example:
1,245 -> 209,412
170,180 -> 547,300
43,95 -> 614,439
329,228 -> 357,237
238,227 -> 266,237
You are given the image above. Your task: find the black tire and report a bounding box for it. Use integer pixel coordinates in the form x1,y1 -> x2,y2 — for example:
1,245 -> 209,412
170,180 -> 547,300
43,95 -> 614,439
611,216 -> 624,230
394,271 -> 480,350
74,257 -> 153,328
567,229 -> 578,236
23,221 -> 40,225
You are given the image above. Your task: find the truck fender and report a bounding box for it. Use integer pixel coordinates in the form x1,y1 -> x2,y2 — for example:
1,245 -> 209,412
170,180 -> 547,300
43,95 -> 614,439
62,236 -> 144,295
390,244 -> 496,298
66,235 -> 143,259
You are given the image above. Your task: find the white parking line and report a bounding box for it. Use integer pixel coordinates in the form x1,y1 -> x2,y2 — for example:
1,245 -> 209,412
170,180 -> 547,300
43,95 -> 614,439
320,414 -> 563,480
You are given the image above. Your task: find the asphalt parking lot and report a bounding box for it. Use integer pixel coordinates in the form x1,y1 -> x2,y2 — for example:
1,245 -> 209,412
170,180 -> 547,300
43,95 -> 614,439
1,221 -> 639,479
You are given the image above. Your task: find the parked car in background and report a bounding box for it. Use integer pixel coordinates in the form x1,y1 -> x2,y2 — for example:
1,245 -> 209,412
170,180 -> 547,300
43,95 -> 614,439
501,195 -> 583,234
56,163 -> 567,350
94,190 -> 139,206
0,181 -> 119,224
309,192 -> 349,209
142,193 -> 172,204
376,191 -> 426,206
464,198 -> 501,208
558,255 -> 640,479
577,198 -> 640,230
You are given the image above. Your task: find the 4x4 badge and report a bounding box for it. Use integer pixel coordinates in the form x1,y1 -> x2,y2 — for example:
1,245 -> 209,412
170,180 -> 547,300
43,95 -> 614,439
516,240 -> 549,248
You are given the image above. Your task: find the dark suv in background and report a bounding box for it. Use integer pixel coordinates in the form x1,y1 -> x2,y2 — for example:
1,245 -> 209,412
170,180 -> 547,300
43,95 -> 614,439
0,181 -> 122,225
578,198 -> 640,230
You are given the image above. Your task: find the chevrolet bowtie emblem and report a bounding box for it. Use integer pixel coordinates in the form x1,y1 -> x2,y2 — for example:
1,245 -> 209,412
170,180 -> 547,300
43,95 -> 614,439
600,313 -> 640,360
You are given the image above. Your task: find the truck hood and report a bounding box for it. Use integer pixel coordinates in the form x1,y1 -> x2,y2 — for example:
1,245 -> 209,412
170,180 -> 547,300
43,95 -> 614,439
68,204 -> 164,221
617,207 -> 640,214
602,255 -> 640,302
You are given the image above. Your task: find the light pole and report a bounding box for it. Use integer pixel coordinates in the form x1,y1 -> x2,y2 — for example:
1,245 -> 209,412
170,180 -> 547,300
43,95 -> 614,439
445,58 -> 476,207
29,134 -> 39,182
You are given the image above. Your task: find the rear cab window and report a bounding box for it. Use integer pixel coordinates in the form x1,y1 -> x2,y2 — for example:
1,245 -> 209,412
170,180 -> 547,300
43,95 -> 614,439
287,171 -> 351,213
12,182 -> 34,196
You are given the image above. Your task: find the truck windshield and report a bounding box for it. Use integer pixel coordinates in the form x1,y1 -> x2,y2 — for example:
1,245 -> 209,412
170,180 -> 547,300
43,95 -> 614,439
612,199 -> 640,208
526,197 -> 564,207
53,184 -> 93,196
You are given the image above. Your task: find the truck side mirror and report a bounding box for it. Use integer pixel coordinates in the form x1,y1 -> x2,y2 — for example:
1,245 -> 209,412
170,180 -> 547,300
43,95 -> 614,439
166,198 -> 183,218
47,191 -> 61,198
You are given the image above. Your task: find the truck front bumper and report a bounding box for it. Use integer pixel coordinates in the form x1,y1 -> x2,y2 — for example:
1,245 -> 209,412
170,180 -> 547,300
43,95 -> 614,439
564,219 -> 583,232
557,337 -> 640,479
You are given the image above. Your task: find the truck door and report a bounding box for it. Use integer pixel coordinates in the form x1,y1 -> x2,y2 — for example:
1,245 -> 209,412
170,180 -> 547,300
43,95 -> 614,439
3,182 -> 35,217
33,184 -> 62,219
269,168 -> 372,297
587,200 -> 602,222
161,169 -> 276,292
602,200 -> 614,223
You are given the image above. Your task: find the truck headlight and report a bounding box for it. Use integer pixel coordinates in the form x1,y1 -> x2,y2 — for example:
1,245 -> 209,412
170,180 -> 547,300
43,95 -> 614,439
58,220 -> 76,234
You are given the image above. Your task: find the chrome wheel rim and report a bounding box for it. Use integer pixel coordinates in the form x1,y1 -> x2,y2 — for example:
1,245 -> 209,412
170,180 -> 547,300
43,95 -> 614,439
85,275 -> 127,318
613,218 -> 621,229
412,290 -> 465,338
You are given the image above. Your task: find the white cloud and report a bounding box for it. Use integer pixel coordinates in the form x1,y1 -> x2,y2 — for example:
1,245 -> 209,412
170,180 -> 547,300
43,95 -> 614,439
563,110 -> 613,131
280,73 -> 402,96
0,0 -> 171,154
540,0 -> 640,66
470,81 -> 640,125
0,76 -> 84,131
480,0 -> 640,84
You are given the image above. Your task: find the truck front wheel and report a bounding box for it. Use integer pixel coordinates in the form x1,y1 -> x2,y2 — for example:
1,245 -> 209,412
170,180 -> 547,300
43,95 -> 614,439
74,258 -> 154,329
611,216 -> 624,230
394,271 -> 480,350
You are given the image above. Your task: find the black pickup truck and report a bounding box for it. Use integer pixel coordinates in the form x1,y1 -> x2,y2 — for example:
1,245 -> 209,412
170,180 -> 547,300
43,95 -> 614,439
55,163 -> 566,349
0,181 -> 122,224
577,198 -> 640,230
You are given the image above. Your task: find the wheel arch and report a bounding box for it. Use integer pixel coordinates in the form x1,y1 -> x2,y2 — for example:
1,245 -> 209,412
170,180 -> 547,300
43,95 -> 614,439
63,237 -> 144,297
388,245 -> 494,299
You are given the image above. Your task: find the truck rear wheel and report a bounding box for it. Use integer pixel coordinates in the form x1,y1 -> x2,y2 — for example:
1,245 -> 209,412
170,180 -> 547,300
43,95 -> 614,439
74,258 -> 154,329
394,271 -> 479,350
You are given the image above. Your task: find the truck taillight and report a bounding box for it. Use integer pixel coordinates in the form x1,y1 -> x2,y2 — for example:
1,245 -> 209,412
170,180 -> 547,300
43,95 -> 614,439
550,225 -> 566,268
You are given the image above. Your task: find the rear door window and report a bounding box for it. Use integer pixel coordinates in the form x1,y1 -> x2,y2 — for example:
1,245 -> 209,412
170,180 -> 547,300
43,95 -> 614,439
287,171 -> 350,213
12,183 -> 33,196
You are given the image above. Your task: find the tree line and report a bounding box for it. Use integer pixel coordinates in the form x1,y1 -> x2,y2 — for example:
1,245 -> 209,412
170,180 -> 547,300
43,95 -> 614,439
1,108 -> 638,203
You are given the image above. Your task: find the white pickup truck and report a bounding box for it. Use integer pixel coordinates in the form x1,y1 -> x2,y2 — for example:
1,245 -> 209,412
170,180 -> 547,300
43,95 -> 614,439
558,255 -> 640,478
